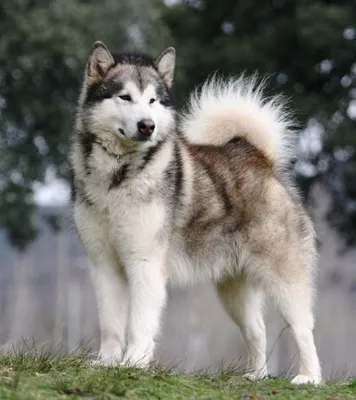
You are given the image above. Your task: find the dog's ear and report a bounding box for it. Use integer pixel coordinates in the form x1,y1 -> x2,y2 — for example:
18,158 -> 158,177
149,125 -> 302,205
155,47 -> 176,88
86,41 -> 115,84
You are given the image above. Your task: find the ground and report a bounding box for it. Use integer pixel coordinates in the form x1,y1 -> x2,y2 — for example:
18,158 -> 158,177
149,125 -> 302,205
0,354 -> 355,399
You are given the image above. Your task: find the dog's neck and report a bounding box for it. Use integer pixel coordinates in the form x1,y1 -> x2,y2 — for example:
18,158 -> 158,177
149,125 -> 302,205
78,127 -> 147,164
92,136 -> 139,164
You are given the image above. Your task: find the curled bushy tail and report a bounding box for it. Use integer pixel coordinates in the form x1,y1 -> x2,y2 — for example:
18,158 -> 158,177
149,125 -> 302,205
181,75 -> 296,170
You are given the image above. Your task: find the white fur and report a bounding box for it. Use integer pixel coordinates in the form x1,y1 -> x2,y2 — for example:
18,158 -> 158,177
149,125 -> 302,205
182,75 -> 296,169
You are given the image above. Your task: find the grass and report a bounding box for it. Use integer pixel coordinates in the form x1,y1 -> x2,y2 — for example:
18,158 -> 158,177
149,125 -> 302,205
0,353 -> 355,399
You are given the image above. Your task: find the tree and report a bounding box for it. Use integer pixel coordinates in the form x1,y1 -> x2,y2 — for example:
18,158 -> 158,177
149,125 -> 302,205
162,0 -> 356,246
0,0 -> 170,249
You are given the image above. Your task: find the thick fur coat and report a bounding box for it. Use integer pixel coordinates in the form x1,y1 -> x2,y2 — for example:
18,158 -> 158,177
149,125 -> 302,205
70,42 -> 321,384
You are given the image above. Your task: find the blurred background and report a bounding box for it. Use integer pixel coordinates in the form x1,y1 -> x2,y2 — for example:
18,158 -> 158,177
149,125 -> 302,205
0,0 -> 356,378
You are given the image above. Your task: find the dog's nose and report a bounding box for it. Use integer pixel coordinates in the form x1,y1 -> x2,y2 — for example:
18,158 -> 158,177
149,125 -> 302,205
137,119 -> 155,135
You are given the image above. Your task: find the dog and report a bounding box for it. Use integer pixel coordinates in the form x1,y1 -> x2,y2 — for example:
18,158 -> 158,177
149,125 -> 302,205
70,41 -> 322,384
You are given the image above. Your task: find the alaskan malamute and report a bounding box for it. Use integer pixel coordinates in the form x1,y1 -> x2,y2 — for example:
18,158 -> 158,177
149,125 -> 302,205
70,41 -> 321,384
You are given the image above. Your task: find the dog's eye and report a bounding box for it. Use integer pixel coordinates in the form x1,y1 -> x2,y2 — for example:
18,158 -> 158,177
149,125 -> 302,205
119,95 -> 131,101
149,98 -> 156,104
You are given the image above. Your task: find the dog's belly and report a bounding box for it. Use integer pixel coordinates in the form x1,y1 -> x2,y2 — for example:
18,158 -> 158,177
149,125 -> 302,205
166,238 -> 241,286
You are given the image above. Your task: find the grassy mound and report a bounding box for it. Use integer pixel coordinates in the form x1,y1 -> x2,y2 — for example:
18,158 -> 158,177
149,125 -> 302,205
0,354 -> 354,399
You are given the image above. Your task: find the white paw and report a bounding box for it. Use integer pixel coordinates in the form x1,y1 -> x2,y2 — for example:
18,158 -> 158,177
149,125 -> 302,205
87,359 -> 105,367
121,343 -> 154,368
88,357 -> 121,367
120,353 -> 151,368
291,374 -> 322,385
88,349 -> 123,367
243,371 -> 267,381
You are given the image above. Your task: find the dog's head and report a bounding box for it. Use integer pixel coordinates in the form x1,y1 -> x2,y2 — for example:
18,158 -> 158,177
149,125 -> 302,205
79,41 -> 176,145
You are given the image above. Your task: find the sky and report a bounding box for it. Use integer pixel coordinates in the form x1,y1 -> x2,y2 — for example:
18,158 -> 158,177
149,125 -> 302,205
33,168 -> 70,208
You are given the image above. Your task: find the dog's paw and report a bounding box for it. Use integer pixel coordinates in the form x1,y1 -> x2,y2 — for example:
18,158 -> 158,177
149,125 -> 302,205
120,340 -> 154,369
87,358 -> 121,368
88,351 -> 123,368
121,347 -> 153,369
291,374 -> 322,385
120,354 -> 151,369
243,371 -> 267,381
87,359 -> 105,367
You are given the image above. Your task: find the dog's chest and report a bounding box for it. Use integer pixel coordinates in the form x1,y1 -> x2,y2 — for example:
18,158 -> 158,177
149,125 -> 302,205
84,162 -> 166,230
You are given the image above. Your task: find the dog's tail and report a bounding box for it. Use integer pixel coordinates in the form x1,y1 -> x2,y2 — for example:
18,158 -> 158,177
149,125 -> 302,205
181,74 -> 296,171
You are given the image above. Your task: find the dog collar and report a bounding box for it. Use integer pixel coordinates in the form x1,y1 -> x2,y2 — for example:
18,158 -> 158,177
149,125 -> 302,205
92,138 -> 137,163
115,150 -> 137,164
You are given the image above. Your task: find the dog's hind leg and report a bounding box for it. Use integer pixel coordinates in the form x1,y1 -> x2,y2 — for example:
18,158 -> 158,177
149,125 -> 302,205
216,278 -> 267,380
267,273 -> 322,384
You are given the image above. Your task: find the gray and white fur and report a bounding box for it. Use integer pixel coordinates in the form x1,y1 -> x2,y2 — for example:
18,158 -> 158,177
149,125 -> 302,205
70,41 -> 322,384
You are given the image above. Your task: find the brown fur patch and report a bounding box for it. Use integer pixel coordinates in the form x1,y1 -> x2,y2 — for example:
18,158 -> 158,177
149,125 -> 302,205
181,137 -> 273,253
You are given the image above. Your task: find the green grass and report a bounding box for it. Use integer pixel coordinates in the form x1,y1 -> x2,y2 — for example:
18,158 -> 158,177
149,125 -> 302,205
0,354 -> 355,399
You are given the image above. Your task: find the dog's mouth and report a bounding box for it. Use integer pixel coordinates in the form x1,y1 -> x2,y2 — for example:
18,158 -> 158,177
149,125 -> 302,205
118,128 -> 154,143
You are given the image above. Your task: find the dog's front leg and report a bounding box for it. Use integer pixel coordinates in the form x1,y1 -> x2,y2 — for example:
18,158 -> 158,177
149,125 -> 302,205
74,204 -> 129,366
121,254 -> 167,368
